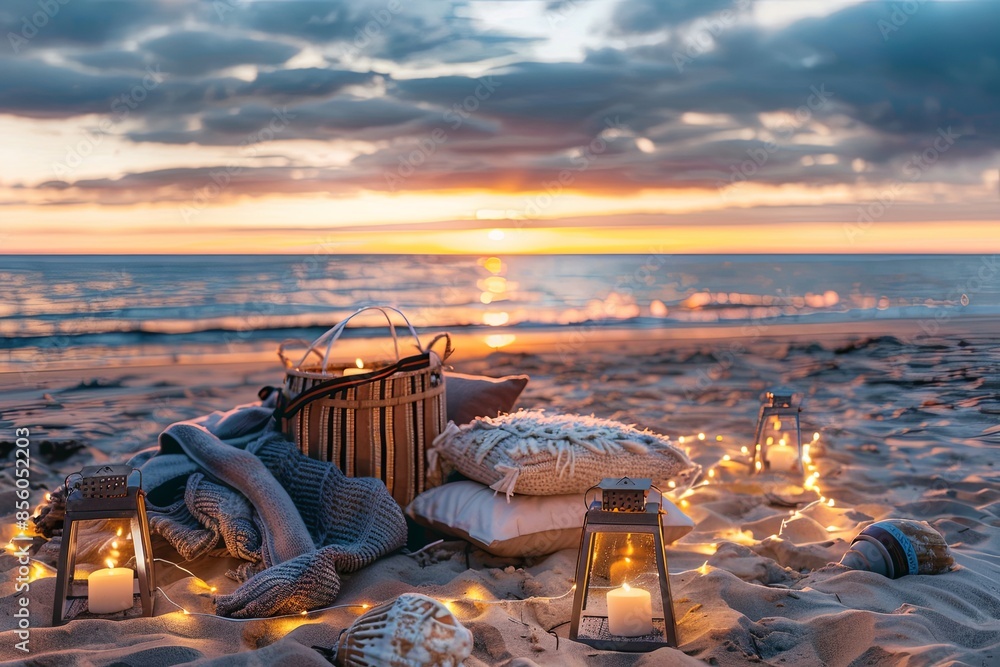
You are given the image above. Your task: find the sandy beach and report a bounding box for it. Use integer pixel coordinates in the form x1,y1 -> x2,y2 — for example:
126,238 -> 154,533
1,322 -> 999,666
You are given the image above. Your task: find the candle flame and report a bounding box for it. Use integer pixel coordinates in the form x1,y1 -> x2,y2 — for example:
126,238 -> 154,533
813,432 -> 820,441
105,558 -> 115,569
116,527 -> 123,537
622,583 -> 631,592
111,540 -> 118,549
355,358 -> 364,369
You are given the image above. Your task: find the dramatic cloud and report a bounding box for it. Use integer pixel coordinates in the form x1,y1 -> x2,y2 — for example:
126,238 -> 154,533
141,31 -> 301,76
2,0 -> 998,210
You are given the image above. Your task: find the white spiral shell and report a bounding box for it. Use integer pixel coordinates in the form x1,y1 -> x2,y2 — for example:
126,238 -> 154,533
336,593 -> 473,667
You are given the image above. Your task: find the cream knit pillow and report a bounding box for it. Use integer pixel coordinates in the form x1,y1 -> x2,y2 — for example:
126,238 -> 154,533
429,411 -> 698,498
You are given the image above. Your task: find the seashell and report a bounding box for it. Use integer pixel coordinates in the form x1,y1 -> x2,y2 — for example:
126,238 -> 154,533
335,593 -> 473,667
839,519 -> 954,579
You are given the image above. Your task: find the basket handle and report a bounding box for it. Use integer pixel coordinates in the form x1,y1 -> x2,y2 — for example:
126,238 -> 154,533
293,306 -> 424,372
277,339 -> 327,369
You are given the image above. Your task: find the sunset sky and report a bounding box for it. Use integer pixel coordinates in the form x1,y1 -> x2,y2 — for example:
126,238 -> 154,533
1,0 -> 997,253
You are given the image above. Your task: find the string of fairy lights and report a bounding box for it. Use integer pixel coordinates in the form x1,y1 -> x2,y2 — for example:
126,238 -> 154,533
6,543 -> 578,624
4,427 -> 834,630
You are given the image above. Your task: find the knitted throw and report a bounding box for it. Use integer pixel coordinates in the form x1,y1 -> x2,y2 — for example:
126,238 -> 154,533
66,399 -> 406,618
430,410 -> 698,499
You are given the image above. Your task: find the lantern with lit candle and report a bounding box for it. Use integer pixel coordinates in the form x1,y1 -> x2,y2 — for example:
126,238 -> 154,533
52,465 -> 155,625
750,390 -> 803,477
569,477 -> 677,651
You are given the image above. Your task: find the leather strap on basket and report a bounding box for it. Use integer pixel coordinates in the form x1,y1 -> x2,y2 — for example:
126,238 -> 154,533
276,352 -> 438,419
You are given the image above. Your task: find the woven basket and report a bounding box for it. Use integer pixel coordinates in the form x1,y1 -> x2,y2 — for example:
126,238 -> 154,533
274,307 -> 451,507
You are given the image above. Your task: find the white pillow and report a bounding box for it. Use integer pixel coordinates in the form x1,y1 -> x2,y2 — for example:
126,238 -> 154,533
406,480 -> 694,558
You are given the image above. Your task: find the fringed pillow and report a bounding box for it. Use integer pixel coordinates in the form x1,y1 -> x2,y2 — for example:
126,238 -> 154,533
429,411 -> 698,498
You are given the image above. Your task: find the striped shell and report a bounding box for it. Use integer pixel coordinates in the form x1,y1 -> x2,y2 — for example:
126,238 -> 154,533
336,593 -> 473,667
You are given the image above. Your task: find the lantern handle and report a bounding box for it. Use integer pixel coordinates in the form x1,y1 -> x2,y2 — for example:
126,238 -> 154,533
582,483 -> 601,510
64,471 -> 83,492
128,466 -> 143,490
649,483 -> 664,509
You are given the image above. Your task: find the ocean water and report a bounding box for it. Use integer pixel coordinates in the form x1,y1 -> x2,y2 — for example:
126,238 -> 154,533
1,254 -> 997,371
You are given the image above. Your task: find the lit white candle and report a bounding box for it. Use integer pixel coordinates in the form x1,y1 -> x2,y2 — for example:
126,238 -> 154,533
342,358 -> 367,376
88,561 -> 133,614
767,444 -> 798,472
606,583 -> 653,636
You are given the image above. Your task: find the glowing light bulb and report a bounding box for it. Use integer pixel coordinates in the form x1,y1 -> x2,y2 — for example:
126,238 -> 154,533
740,446 -> 749,455
708,469 -> 715,478
698,433 -> 705,440
667,480 -> 676,489
827,498 -> 835,507
678,436 -> 685,444
723,454 -> 731,461
813,432 -> 820,441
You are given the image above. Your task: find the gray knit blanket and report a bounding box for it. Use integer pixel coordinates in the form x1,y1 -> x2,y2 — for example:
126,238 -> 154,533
122,398 -> 407,618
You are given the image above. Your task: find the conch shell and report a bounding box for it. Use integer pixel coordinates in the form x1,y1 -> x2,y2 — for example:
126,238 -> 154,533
335,593 -> 473,667
839,519 -> 954,578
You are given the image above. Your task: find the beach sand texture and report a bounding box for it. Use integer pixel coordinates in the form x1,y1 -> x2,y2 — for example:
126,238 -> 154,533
1,328 -> 999,666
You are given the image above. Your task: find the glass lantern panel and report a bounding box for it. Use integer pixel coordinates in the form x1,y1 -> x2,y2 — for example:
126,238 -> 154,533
67,518 -> 136,584
759,413 -> 800,472
578,530 -> 666,642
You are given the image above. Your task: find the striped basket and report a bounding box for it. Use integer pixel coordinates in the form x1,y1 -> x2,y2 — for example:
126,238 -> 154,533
274,307 -> 451,507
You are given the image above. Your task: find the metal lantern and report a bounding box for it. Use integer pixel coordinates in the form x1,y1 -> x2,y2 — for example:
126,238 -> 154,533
570,477 -> 677,652
52,464 -> 155,625
750,390 -> 803,476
